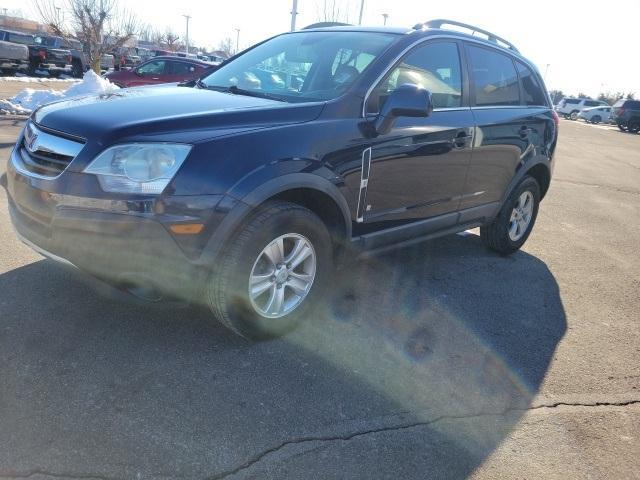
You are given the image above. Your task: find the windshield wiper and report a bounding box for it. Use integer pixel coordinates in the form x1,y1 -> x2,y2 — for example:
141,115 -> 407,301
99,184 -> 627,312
204,84 -> 286,102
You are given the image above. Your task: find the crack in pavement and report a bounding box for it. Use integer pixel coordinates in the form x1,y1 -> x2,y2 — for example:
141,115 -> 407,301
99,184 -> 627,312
2,400 -> 639,480
207,399 -> 640,480
0,470 -> 121,480
553,178 -> 640,196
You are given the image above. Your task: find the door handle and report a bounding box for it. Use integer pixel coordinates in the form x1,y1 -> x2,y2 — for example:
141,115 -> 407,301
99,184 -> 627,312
519,126 -> 534,138
451,132 -> 473,149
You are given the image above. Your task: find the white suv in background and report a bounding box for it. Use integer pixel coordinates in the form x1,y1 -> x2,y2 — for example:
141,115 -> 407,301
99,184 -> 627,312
578,105 -> 612,124
556,98 -> 608,120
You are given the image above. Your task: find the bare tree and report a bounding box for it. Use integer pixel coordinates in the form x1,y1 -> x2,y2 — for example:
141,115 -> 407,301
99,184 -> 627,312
35,0 -> 139,73
216,37 -> 234,58
164,28 -> 181,52
315,0 -> 351,23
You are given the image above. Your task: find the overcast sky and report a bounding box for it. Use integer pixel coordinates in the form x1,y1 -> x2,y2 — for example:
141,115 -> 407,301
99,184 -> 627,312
3,0 -> 639,97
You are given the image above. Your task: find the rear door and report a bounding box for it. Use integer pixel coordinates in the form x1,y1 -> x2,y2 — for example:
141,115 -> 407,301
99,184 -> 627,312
461,44 -> 551,216
165,60 -> 200,83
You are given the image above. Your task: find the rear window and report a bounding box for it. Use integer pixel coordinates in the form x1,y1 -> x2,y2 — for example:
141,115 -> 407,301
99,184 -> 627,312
468,45 -> 520,107
516,61 -> 546,106
7,33 -> 33,45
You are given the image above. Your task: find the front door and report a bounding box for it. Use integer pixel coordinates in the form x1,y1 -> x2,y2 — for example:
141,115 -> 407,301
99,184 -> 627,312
359,40 -> 474,229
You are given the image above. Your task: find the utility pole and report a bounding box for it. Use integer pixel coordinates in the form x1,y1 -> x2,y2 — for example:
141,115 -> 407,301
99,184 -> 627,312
358,0 -> 365,25
290,0 -> 298,32
183,14 -> 191,55
235,28 -> 240,54
382,13 -> 389,25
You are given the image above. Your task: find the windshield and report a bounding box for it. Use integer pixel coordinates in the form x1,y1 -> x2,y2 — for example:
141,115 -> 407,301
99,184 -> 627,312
201,31 -> 396,103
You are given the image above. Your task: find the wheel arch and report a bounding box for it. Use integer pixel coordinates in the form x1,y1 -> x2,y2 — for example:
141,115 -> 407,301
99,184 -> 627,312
200,173 -> 352,267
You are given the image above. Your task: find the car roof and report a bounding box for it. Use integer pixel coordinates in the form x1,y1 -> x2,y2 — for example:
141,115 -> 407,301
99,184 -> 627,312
146,56 -> 213,66
298,23 -> 527,59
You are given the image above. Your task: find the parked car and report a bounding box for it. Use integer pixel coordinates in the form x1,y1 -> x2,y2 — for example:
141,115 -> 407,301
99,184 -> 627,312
34,35 -> 86,77
578,105 -> 612,124
0,30 -> 29,74
0,29 -> 71,76
556,97 -> 608,120
100,53 -> 115,72
611,99 -> 640,133
105,56 -> 214,87
151,49 -> 173,57
135,47 -> 153,63
7,20 -> 557,339
113,47 -> 141,70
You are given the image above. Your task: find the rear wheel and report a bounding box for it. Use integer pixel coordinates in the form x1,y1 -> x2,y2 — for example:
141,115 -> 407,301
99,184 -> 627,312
481,176 -> 541,255
591,115 -> 601,124
628,121 -> 640,134
569,110 -> 579,120
207,201 -> 333,339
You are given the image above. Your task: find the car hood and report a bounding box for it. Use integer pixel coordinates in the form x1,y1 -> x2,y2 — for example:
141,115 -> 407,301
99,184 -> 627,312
33,85 -> 325,143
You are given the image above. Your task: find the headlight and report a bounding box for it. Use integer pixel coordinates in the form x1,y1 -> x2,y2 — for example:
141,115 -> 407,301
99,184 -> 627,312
84,143 -> 192,194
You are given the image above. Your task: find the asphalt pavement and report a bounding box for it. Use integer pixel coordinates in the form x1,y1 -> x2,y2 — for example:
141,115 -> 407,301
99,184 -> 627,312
0,117 -> 638,479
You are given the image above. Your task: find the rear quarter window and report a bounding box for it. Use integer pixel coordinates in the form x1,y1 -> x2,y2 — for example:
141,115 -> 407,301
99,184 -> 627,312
565,99 -> 580,104
515,61 -> 547,106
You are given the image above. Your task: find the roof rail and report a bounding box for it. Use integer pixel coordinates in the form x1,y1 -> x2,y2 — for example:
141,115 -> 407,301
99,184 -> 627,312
414,19 -> 519,53
302,22 -> 352,30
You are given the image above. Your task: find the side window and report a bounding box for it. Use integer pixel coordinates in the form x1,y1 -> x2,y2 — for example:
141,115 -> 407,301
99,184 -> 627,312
367,41 -> 462,113
168,61 -> 195,75
515,61 -> 546,106
468,45 -> 519,107
584,100 -> 599,107
137,60 -> 166,75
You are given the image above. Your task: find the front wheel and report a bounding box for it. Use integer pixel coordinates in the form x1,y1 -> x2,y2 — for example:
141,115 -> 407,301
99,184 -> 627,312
206,201 -> 333,339
569,110 -> 579,120
628,121 -> 640,134
591,115 -> 601,124
618,124 -> 628,132
481,176 -> 541,255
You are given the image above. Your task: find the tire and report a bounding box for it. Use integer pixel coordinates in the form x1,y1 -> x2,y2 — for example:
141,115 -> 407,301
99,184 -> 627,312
569,110 -> 579,120
591,115 -> 601,124
72,61 -> 83,78
480,176 -> 541,255
207,201 -> 333,339
618,124 -> 627,132
628,121 -> 640,134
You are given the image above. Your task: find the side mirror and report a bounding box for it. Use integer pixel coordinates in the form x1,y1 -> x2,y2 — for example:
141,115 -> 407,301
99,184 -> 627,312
374,84 -> 433,136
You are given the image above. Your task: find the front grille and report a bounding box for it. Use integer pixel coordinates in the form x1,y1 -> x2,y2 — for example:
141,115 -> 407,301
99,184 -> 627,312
16,123 -> 84,178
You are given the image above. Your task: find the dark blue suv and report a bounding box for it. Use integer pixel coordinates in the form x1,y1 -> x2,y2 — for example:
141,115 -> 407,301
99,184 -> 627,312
7,20 -> 558,338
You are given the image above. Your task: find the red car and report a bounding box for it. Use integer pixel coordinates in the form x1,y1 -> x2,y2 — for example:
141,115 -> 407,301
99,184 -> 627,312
105,56 -> 215,88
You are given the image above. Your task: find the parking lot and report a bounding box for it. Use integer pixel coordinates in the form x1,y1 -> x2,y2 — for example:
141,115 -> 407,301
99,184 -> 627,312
0,116 -> 638,479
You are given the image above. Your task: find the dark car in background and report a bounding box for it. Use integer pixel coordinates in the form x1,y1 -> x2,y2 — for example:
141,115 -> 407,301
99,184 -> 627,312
612,99 -> 640,133
7,20 -> 557,339
34,35 -> 87,77
0,29 -> 71,76
105,56 -> 215,87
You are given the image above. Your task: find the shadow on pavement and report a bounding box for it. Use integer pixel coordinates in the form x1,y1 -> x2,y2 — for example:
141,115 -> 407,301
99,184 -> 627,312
0,233 -> 566,479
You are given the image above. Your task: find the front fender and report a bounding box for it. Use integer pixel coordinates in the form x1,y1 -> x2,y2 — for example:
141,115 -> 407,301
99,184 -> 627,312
198,172 -> 352,268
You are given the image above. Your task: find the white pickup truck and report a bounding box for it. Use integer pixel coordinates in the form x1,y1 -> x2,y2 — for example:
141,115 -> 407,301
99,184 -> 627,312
0,30 -> 29,74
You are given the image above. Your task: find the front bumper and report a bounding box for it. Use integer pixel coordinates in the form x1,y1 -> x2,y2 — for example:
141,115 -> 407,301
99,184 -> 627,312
6,146 -> 227,302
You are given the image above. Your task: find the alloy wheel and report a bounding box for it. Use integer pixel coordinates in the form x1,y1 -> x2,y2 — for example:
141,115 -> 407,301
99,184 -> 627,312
508,191 -> 534,241
248,233 -> 317,318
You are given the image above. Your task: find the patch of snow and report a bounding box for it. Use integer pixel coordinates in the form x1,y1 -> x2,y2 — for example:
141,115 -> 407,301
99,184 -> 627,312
0,75 -> 80,83
5,70 -> 119,114
0,98 -> 31,115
